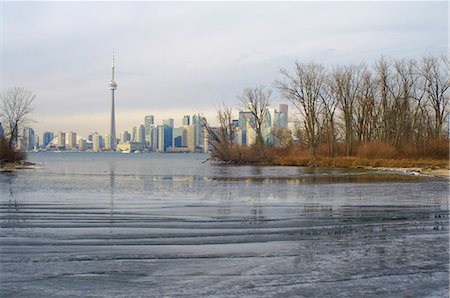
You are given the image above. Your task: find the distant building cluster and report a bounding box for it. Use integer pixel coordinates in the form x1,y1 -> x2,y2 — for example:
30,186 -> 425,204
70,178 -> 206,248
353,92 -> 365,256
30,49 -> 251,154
0,53 -> 290,154
6,104 -> 289,153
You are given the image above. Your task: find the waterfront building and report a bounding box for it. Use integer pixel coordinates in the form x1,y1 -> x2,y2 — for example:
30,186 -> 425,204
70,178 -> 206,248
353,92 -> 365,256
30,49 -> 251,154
192,114 -> 201,148
92,133 -> 103,151
138,124 -> 145,143
121,131 -> 131,142
144,115 -> 154,145
131,126 -> 137,141
117,141 -> 145,152
104,134 -> 111,150
109,50 -> 118,150
78,138 -> 87,151
172,127 -> 186,147
203,126 -> 209,153
185,125 -> 196,152
57,132 -> 66,150
279,104 -> 288,128
43,132 -> 54,148
238,112 -> 252,146
34,135 -> 40,150
157,125 -> 173,152
182,115 -> 190,126
150,126 -> 158,150
67,132 -> 77,150
22,127 -> 35,151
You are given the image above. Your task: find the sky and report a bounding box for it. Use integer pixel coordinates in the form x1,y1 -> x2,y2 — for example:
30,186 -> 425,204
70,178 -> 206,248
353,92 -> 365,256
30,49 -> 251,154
1,1 -> 447,137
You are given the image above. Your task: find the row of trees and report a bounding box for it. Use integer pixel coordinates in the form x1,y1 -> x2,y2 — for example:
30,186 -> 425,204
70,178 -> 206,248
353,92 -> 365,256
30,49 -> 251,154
205,55 -> 449,163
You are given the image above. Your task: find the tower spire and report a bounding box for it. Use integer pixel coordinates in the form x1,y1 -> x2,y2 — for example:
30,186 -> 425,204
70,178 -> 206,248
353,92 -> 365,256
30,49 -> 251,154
112,48 -> 115,81
109,49 -> 117,151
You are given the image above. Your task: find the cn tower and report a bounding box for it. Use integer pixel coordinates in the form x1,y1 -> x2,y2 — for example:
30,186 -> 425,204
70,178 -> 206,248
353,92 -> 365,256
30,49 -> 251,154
109,50 -> 117,150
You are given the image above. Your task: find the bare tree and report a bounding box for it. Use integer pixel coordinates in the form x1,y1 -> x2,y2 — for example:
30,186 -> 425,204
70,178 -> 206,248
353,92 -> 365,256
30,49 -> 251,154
421,55 -> 449,140
320,79 -> 338,156
276,62 -> 326,160
201,103 -> 237,162
354,70 -> 378,143
0,87 -> 35,148
271,127 -> 293,148
238,86 -> 272,145
330,64 -> 366,155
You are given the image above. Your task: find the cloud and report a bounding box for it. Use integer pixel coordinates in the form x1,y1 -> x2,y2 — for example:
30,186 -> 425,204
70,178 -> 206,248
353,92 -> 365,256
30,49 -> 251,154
2,1 -> 447,137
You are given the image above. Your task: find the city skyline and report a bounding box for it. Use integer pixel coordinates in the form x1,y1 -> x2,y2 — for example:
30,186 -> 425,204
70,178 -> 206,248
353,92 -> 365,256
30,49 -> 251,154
1,1 -> 447,136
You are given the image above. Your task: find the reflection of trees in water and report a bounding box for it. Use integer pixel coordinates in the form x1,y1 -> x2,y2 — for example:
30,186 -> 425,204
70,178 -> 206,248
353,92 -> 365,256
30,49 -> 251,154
245,188 -> 265,225
2,172 -> 23,228
217,183 -> 232,219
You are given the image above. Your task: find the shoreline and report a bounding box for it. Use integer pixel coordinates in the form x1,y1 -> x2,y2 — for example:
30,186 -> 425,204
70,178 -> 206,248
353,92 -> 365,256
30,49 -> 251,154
2,157 -> 448,178
366,166 -> 450,178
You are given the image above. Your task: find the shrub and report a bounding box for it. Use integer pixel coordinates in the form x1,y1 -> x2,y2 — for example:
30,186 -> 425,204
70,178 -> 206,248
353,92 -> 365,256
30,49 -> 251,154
0,137 -> 26,166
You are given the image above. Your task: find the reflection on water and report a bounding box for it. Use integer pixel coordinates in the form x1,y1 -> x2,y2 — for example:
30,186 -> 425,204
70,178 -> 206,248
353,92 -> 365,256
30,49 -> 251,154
0,152 -> 448,297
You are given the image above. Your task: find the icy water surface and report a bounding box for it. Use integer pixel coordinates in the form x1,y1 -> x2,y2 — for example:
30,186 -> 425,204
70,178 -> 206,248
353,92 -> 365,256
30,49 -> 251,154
0,152 -> 449,297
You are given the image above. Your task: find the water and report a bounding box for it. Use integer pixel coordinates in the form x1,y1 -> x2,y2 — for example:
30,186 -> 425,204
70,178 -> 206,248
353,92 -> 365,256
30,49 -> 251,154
0,152 -> 448,297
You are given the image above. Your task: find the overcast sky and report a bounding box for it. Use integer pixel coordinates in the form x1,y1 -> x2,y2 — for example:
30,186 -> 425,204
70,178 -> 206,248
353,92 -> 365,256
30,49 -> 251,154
1,1 -> 447,137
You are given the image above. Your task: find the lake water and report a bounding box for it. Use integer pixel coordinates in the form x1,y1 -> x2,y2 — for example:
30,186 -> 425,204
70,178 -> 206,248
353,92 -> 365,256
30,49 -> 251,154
0,152 -> 448,297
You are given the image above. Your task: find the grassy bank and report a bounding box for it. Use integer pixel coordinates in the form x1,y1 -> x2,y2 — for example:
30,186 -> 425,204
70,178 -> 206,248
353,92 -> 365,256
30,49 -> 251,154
211,140 -> 449,170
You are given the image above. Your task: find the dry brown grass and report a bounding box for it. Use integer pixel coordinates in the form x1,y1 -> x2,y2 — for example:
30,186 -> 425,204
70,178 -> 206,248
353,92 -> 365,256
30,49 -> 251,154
210,138 -> 449,169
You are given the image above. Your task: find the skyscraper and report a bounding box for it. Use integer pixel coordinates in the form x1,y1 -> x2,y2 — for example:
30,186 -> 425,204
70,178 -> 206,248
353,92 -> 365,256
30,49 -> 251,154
121,131 -> 131,142
23,127 -> 35,151
182,115 -> 190,126
57,132 -> 66,149
109,50 -> 118,150
144,115 -> 154,146
138,124 -> 145,143
157,125 -> 172,152
43,132 -> 54,148
67,132 -> 77,150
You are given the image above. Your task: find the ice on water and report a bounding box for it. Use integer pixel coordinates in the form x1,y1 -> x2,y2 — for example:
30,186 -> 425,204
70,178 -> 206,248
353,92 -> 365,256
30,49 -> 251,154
0,153 -> 448,297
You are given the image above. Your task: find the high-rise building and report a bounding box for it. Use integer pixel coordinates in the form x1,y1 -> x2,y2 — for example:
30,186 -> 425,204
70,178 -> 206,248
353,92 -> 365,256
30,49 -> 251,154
132,126 -> 137,141
238,111 -> 253,146
162,118 -> 174,127
172,127 -> 186,147
144,115 -> 154,146
35,135 -> 40,150
182,115 -> 190,126
104,134 -> 111,150
203,126 -> 209,153
279,104 -> 288,128
157,125 -> 172,152
138,124 -> 145,143
23,127 -> 35,151
92,133 -> 103,151
151,126 -> 158,150
121,131 -> 131,142
43,132 -> 54,148
192,114 -> 201,148
144,115 -> 154,127
57,132 -> 66,149
109,50 -> 118,150
78,139 -> 87,151
67,132 -> 77,150
185,125 -> 196,152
